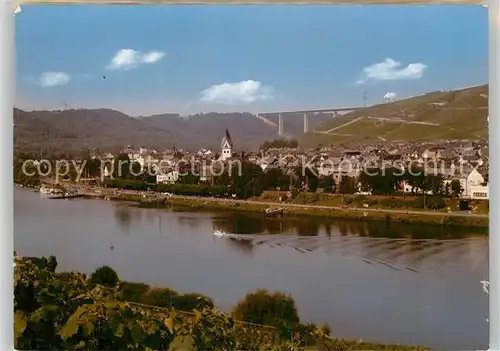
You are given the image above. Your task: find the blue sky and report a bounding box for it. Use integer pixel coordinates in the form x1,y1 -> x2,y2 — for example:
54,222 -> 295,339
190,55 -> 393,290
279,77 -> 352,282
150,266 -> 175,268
16,5 -> 488,116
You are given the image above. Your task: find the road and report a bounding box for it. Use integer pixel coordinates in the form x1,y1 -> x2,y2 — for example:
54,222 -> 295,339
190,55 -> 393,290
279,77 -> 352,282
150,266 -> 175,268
71,186 -> 489,219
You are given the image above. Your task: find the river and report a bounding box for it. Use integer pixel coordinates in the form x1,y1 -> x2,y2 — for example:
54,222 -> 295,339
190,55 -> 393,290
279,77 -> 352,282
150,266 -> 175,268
14,186 -> 489,350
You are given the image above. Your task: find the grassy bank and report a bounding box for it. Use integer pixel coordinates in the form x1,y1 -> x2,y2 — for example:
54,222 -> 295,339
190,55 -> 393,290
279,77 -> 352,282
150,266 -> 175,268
15,255 -> 427,351
102,192 -> 489,229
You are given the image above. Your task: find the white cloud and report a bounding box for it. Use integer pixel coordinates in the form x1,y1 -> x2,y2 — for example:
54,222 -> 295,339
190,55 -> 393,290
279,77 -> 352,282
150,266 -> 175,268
38,72 -> 71,87
357,58 -> 427,84
200,80 -> 275,104
107,49 -> 166,70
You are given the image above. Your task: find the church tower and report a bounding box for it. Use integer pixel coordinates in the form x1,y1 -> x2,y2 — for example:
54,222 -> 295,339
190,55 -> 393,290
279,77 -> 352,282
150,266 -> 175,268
220,129 -> 233,162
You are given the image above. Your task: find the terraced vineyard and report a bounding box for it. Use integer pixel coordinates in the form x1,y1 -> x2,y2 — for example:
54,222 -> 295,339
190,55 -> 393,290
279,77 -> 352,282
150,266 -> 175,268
299,85 -> 488,148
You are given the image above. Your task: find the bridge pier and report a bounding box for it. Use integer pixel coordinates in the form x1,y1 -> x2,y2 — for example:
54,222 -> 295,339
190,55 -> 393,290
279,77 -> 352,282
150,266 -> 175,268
278,114 -> 284,136
303,113 -> 309,133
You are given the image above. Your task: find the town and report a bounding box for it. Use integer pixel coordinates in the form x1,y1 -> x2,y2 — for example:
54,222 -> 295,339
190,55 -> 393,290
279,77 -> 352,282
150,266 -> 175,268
16,127 -> 489,202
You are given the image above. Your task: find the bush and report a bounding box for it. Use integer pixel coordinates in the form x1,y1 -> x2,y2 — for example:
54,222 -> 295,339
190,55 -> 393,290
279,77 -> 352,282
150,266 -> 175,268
141,288 -> 214,311
320,322 -> 332,336
89,266 -> 119,288
24,256 -> 48,270
174,293 -> 214,311
413,196 -> 446,209
47,255 -> 58,272
294,193 -> 319,204
232,289 -> 300,329
118,281 -> 150,302
379,198 -> 407,209
143,287 -> 179,308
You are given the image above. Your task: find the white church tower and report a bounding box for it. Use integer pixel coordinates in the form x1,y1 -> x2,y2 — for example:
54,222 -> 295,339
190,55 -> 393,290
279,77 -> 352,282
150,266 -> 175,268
220,129 -> 233,162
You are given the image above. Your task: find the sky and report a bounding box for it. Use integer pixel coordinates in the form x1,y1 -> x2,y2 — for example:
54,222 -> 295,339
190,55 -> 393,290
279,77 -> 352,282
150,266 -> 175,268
15,5 -> 488,116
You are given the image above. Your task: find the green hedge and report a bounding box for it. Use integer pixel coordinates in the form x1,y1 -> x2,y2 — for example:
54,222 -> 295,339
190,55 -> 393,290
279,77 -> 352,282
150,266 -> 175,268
118,283 -> 215,312
103,179 -> 229,198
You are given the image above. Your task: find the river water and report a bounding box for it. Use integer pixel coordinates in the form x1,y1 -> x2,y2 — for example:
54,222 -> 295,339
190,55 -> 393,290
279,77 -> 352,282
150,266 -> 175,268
14,186 -> 489,349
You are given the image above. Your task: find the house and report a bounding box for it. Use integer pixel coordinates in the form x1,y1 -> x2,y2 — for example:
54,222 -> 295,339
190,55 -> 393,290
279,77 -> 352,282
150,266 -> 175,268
400,180 -> 434,195
318,160 -> 335,177
468,185 -> 489,200
220,129 -> 234,162
463,168 -> 485,197
422,149 -> 438,160
156,170 -> 180,184
439,148 -> 457,161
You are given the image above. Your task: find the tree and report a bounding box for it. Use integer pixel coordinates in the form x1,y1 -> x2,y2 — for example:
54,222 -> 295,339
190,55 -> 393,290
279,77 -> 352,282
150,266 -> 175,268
215,169 -> 232,188
129,161 -> 143,179
451,179 -> 464,198
405,166 -> 426,194
178,173 -> 200,185
232,162 -> 265,198
304,167 -> 319,192
425,174 -> 444,196
318,176 -> 335,193
444,182 -> 451,197
358,167 -> 402,195
262,168 -> 289,190
85,158 -> 102,178
260,138 -> 299,152
232,289 -> 300,329
339,176 -> 357,194
114,153 -> 131,179
89,266 -> 119,288
46,256 -> 58,273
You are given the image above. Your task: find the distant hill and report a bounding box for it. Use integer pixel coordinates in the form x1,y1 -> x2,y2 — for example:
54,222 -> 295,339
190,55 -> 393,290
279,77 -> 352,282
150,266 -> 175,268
13,85 -> 489,154
13,108 -> 333,154
299,85 -> 489,148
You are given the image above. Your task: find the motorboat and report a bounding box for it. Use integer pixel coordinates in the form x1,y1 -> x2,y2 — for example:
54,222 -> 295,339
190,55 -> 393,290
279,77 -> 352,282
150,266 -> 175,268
213,230 -> 226,238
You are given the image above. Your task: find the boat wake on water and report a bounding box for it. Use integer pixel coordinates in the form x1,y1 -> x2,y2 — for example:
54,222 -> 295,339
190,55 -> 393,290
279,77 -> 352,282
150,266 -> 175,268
211,231 -> 488,273
212,230 -> 227,238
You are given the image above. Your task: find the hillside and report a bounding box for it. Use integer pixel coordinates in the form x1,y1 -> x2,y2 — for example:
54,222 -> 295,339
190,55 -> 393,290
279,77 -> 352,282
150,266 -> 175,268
13,109 -> 332,154
14,85 -> 489,154
299,85 -> 489,148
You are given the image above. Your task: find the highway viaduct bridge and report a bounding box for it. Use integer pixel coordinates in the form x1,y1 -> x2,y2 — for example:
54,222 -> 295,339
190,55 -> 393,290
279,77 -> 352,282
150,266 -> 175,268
257,106 -> 364,136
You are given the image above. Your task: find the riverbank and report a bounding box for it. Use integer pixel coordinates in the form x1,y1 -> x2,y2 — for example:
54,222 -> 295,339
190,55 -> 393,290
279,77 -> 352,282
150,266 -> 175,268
16,182 -> 488,228
102,191 -> 489,229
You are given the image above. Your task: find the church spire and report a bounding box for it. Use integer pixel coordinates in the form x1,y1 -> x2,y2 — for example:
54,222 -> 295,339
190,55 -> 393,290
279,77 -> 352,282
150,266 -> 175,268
223,129 -> 233,148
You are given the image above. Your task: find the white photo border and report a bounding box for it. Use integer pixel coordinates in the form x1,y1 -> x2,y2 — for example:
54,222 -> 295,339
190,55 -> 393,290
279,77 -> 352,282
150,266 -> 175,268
1,0 -> 14,350
2,1 -> 496,350
489,0 -> 499,349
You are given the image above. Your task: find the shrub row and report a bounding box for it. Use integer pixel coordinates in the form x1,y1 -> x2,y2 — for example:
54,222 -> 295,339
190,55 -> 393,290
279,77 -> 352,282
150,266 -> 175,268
103,179 -> 229,198
118,282 -> 214,311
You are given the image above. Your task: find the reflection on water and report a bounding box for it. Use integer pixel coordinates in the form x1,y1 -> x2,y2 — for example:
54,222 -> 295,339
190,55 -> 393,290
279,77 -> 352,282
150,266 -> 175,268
115,204 -> 133,235
204,210 -> 488,273
113,203 -> 488,285
207,210 -> 487,240
14,188 -> 489,350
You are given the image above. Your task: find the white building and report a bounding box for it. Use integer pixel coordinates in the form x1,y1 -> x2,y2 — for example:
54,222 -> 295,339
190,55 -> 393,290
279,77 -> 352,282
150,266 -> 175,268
220,129 -> 233,162
103,166 -> 112,178
464,168 -> 485,197
156,171 -> 179,184
469,185 -> 489,200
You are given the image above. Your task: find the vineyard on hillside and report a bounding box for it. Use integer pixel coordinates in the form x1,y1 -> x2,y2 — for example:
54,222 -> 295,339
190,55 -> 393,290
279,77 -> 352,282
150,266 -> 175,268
14,256 -> 427,350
